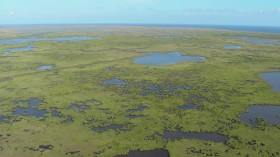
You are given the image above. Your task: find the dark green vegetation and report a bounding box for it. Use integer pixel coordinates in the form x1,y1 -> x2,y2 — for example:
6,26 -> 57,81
0,26 -> 279,157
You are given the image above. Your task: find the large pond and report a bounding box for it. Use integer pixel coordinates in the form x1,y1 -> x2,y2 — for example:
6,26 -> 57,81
260,72 -> 280,92
240,105 -> 280,126
115,149 -> 170,157
134,52 -> 206,66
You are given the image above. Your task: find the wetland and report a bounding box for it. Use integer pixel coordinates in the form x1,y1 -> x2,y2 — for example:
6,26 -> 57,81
0,25 -> 279,157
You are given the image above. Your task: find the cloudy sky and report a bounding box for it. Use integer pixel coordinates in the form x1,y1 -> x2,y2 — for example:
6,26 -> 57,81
0,0 -> 280,26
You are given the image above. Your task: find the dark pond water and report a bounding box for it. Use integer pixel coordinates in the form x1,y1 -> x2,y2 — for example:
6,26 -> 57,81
126,115 -> 145,119
39,145 -> 53,150
224,46 -> 242,49
134,52 -> 206,66
37,65 -> 53,70
163,130 -> 228,144
3,44 -> 33,54
115,149 -> 170,157
260,72 -> 280,92
0,116 -> 8,122
92,124 -> 124,132
63,116 -> 73,123
0,36 -> 99,45
68,103 -> 89,113
13,98 -> 46,117
51,110 -> 63,118
178,104 -> 195,110
126,106 -> 148,112
103,79 -> 127,86
13,107 -> 47,117
240,105 -> 280,126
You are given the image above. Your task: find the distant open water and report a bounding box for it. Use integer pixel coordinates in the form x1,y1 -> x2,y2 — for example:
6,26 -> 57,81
0,24 -> 280,34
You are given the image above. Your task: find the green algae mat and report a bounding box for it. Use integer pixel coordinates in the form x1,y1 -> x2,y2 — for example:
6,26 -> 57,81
0,26 -> 279,157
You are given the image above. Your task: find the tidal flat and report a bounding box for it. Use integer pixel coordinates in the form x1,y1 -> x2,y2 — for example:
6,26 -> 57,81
0,25 -> 279,157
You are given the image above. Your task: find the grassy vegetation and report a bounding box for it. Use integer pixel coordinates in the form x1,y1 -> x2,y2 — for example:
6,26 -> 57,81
0,26 -> 279,157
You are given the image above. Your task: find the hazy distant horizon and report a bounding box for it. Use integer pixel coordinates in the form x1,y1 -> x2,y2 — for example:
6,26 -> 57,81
1,0 -> 280,26
1,23 -> 280,34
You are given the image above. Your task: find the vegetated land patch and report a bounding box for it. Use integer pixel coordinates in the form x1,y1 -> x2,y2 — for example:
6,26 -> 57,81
0,25 -> 279,157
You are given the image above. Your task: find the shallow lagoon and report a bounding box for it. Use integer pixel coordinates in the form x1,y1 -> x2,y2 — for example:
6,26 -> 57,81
134,52 -> 206,66
260,72 -> 280,92
240,105 -> 280,126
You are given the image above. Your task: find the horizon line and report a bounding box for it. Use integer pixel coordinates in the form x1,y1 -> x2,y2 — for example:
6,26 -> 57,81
0,23 -> 280,28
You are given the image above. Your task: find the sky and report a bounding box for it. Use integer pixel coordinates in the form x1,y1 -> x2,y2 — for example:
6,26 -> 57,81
0,0 -> 280,26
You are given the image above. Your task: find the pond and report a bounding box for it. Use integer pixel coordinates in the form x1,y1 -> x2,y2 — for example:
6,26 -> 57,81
3,44 -> 33,54
224,46 -> 242,49
126,106 -> 148,112
134,52 -> 206,66
244,39 -> 273,45
0,116 -> 8,122
13,98 -> 47,117
92,124 -> 124,132
178,104 -> 196,110
115,149 -> 170,157
37,65 -> 53,70
240,105 -> 280,126
13,107 -> 47,117
126,115 -> 145,119
243,38 -> 280,46
102,79 -> 127,86
0,36 -> 100,45
68,103 -> 89,113
260,72 -> 280,92
163,129 -> 228,144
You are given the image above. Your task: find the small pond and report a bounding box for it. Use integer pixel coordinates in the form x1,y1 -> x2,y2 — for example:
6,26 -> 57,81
243,38 -> 280,46
13,107 -> 47,117
224,46 -> 242,49
134,52 -> 206,66
178,104 -> 196,110
37,65 -> 53,70
5,56 -> 18,58
0,36 -> 99,45
13,98 -> 46,117
3,44 -> 33,54
102,79 -> 127,86
126,115 -> 145,119
260,72 -> 280,92
68,103 -> 89,113
240,105 -> 280,126
92,124 -> 124,132
0,116 -> 8,122
115,149 -> 170,157
163,129 -> 228,144
126,106 -> 148,112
